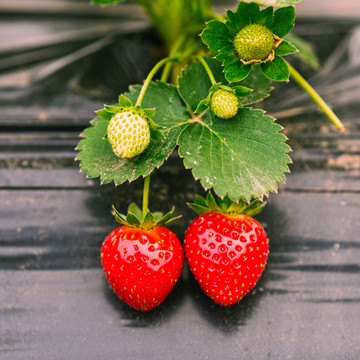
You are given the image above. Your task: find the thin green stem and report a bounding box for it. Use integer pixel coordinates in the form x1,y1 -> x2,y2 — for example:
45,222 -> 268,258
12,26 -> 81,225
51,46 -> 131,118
135,56 -> 178,107
160,61 -> 174,83
196,55 -> 217,85
136,57 -> 178,222
142,175 -> 150,220
161,34 -> 187,83
287,61 -> 345,132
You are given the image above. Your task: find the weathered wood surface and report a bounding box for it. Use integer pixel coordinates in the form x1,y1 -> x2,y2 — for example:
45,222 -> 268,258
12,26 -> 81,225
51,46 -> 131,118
1,2 -> 360,359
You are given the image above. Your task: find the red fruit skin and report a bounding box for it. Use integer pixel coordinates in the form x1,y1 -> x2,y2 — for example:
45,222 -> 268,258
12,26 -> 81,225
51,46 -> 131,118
184,212 -> 269,306
101,226 -> 184,311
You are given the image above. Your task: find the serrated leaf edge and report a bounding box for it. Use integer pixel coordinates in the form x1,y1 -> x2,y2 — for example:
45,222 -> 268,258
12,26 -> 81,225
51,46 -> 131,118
76,80 -> 190,186
177,108 -> 292,202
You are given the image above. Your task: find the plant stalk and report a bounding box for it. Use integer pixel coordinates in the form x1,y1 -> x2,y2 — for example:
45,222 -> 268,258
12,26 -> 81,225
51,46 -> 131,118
287,61 -> 345,132
142,175 -> 151,220
136,56 -> 178,107
196,55 -> 217,85
160,34 -> 187,82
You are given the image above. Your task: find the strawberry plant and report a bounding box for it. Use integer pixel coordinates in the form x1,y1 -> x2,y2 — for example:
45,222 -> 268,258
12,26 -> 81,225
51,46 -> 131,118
76,0 -> 345,310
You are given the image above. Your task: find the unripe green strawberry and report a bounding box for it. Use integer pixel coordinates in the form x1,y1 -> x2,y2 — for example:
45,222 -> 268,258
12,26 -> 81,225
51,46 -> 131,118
107,109 -> 150,159
234,23 -> 275,62
210,89 -> 239,119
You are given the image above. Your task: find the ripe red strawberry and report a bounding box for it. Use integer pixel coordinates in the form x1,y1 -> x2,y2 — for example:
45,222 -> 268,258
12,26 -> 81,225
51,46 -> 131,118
184,193 -> 269,306
101,205 -> 183,311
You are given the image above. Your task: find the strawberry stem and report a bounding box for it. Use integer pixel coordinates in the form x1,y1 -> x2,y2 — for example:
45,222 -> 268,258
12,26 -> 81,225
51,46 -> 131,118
142,175 -> 151,221
161,34 -> 187,83
287,61 -> 345,132
196,55 -> 217,85
135,56 -> 178,107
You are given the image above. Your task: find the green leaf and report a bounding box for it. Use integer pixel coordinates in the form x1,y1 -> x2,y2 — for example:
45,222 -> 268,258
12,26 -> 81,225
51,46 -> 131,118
160,215 -> 182,227
195,97 -> 211,114
224,62 -> 251,82
275,39 -> 298,56
225,2 -> 260,35
194,194 -> 208,208
104,105 -> 122,114
206,59 -> 271,105
112,205 -> 128,226
143,108 -> 156,117
150,129 -> 165,141
239,65 -> 272,105
285,33 -> 320,70
261,56 -> 290,81
182,57 -> 271,107
188,192 -> 267,217
127,203 -> 142,220
232,86 -> 252,97
118,95 -> 132,107
217,195 -> 232,212
76,81 -> 189,185
178,62 -> 212,112
188,203 -> 211,215
227,201 -> 247,215
96,109 -> 113,121
271,6 -> 296,37
156,207 -> 174,224
254,6 -> 274,28
147,116 -> 163,131
241,0 -> 301,7
126,212 -> 141,227
178,58 -> 267,112
241,199 -> 267,217
177,108 -> 291,202
236,2 -> 260,24
225,10 -> 244,36
156,207 -> 182,227
216,45 -> 238,66
142,211 -> 157,229
225,3 -> 255,35
201,20 -> 233,52
152,211 -> 164,222
206,192 -> 219,211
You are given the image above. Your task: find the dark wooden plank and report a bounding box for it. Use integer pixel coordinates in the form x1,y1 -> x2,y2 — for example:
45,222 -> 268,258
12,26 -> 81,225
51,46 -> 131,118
1,190 -> 359,359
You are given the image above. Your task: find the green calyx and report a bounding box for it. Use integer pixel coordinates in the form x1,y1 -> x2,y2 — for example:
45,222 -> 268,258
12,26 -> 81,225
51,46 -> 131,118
201,2 -> 298,82
112,203 -> 181,231
188,192 -> 266,218
234,23 -> 277,63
